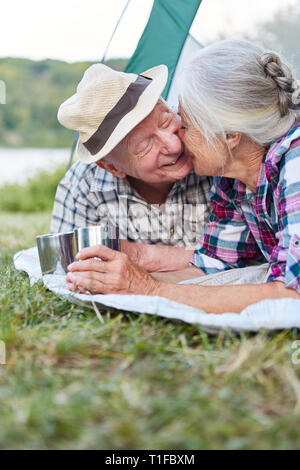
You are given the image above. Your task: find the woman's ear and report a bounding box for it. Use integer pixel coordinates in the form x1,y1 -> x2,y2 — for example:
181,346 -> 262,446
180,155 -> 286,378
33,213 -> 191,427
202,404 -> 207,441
225,132 -> 242,150
96,160 -> 126,179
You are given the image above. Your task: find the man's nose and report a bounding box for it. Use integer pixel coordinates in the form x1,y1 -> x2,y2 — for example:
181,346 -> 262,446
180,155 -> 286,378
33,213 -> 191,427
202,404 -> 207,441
159,129 -> 182,155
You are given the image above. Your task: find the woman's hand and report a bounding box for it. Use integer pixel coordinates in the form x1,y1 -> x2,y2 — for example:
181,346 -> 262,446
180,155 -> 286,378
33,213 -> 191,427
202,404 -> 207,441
66,244 -> 161,295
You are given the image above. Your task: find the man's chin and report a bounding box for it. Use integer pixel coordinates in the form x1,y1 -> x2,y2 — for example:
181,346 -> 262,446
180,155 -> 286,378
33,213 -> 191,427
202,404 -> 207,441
163,152 -> 193,179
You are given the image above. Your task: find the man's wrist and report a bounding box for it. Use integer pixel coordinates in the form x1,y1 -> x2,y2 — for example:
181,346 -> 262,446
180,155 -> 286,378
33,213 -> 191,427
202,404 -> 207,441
120,240 -> 140,265
120,241 -> 158,271
136,244 -> 158,272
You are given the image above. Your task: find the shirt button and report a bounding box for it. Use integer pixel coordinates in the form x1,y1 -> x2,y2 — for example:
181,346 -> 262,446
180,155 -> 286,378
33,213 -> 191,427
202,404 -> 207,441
293,240 -> 300,247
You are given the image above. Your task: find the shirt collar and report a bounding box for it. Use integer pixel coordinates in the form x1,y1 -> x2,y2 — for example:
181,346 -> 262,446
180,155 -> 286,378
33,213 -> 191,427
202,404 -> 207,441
231,178 -> 250,203
265,120 -> 300,180
255,120 -> 300,217
90,166 -> 122,193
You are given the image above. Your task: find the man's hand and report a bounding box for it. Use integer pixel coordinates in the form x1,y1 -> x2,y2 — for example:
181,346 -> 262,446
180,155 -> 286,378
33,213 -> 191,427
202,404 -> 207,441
67,244 -> 160,295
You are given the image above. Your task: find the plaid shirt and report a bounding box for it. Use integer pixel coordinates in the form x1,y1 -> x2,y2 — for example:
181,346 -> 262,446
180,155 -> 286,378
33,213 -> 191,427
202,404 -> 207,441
50,162 -> 211,247
191,121 -> 300,293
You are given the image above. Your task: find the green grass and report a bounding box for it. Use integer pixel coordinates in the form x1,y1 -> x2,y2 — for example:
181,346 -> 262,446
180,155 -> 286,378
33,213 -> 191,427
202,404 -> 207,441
0,165 -> 66,212
0,211 -> 300,449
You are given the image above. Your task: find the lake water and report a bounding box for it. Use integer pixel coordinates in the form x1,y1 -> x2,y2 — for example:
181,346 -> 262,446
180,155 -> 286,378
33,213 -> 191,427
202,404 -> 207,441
0,148 -> 71,186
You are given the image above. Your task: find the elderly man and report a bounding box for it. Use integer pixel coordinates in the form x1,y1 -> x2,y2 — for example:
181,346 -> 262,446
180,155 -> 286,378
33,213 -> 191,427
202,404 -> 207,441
50,64 -> 211,270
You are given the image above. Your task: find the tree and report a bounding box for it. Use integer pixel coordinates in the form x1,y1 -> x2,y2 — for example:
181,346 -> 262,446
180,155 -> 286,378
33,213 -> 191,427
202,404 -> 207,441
253,1 -> 300,77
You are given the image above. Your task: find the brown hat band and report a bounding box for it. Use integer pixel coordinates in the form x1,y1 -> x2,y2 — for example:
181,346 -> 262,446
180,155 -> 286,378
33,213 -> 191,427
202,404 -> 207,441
83,75 -> 152,156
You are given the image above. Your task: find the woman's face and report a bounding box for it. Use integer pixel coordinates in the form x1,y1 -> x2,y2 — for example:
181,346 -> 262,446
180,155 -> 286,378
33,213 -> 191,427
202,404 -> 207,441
178,106 -> 230,177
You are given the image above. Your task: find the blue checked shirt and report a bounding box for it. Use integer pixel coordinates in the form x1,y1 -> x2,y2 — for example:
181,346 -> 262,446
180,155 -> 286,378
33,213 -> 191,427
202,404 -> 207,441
50,161 -> 212,247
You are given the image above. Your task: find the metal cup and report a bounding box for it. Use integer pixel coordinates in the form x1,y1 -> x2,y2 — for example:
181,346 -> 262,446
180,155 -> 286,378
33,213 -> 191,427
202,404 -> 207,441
74,225 -> 120,255
36,231 -> 75,275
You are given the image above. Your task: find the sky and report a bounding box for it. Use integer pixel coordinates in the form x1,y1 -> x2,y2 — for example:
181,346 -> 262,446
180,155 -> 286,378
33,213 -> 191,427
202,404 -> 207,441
0,0 -> 297,63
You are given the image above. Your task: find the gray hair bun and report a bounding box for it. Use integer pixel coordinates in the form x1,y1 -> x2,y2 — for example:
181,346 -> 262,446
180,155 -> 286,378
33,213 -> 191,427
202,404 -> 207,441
259,52 -> 300,116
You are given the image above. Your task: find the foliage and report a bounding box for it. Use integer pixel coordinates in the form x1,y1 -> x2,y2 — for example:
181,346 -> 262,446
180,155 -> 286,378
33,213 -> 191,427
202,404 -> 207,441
0,164 -> 66,212
0,57 -> 128,148
1,4 -> 300,150
254,3 -> 300,78
0,212 -> 300,449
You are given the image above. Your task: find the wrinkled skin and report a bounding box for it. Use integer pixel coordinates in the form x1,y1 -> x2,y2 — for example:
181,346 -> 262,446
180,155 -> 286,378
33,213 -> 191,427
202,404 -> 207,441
67,245 -> 160,296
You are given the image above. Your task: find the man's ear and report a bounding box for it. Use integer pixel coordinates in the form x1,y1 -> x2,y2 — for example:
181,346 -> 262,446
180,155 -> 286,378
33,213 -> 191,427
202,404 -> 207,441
225,132 -> 242,150
96,159 -> 126,179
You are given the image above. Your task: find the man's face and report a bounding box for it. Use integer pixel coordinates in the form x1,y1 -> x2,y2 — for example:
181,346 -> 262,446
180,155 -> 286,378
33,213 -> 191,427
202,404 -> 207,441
100,101 -> 193,184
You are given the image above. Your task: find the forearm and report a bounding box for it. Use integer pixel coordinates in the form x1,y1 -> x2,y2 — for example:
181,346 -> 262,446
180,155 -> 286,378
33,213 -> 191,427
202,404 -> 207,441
151,266 -> 204,283
154,281 -> 299,313
121,240 -> 193,272
142,245 -> 194,272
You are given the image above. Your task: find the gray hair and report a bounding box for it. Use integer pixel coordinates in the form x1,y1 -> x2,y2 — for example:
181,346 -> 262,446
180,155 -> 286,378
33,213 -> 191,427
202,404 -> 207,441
178,39 -> 300,147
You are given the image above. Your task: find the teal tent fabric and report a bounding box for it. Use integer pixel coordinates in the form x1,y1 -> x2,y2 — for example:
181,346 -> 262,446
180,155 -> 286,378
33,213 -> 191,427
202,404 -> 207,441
125,0 -> 202,99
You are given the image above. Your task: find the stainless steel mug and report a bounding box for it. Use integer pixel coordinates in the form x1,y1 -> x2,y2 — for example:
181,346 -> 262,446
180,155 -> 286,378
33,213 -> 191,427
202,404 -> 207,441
74,225 -> 120,255
36,231 -> 75,275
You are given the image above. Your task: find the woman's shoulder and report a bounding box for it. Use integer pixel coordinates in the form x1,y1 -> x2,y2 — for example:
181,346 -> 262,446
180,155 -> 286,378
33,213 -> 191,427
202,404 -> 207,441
269,121 -> 300,160
280,124 -> 300,172
265,121 -> 300,180
269,123 -> 300,196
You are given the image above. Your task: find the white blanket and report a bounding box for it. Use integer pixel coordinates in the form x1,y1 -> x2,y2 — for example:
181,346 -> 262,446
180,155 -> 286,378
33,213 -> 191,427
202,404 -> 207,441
14,247 -> 300,333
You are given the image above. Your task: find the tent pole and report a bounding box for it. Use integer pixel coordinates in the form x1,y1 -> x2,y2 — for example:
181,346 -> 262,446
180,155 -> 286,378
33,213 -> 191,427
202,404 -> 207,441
100,0 -> 132,64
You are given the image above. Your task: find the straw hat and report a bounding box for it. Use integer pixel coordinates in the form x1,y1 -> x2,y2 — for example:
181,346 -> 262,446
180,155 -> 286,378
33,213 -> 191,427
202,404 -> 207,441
57,63 -> 168,164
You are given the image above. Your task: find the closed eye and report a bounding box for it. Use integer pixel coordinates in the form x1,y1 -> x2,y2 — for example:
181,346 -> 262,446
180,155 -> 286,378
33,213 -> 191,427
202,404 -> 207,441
158,111 -> 172,128
135,137 -> 153,157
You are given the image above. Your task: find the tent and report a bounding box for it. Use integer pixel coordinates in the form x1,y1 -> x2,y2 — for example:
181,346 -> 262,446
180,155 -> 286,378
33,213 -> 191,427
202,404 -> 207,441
125,0 -> 203,107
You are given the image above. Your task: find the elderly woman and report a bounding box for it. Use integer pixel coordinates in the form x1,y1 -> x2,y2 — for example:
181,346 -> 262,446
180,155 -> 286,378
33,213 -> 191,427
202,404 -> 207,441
67,39 -> 300,314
